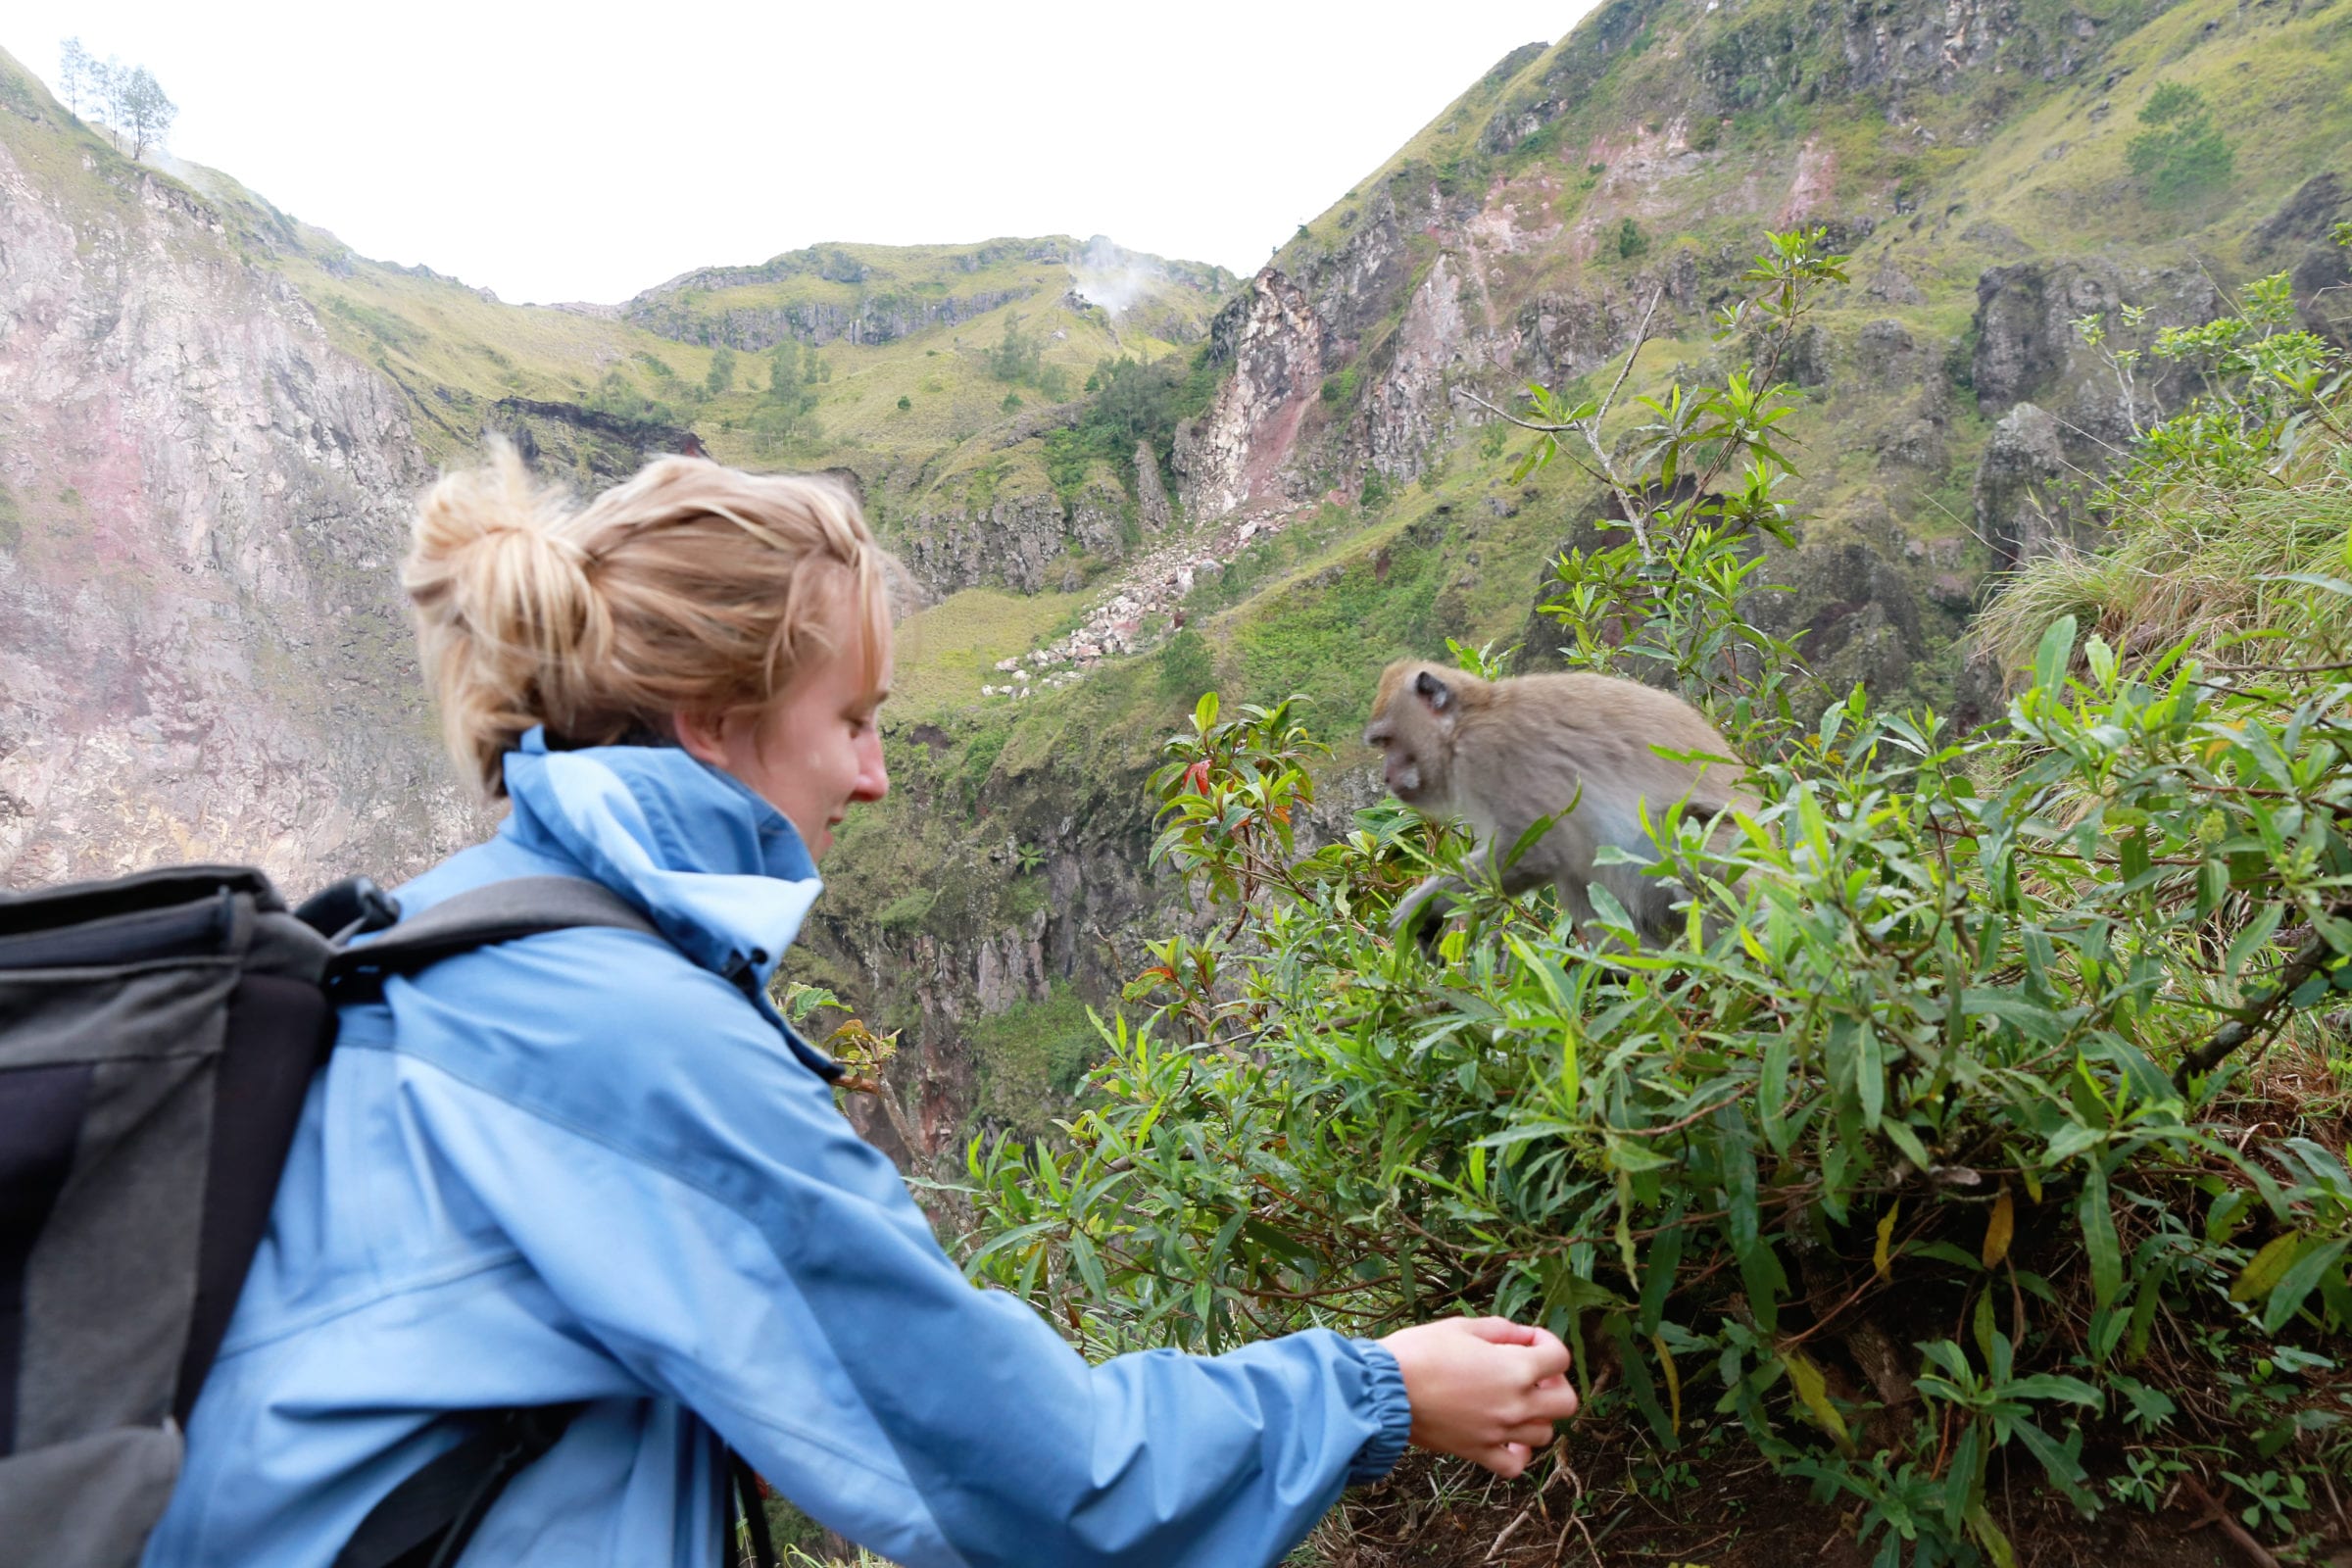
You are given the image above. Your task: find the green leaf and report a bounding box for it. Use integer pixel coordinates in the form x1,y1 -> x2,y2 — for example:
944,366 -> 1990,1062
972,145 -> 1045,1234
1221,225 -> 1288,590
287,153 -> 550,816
1759,1035 -> 1793,1153
1609,1315 -> 1679,1447
1968,1502 -> 2020,1568
1606,1136 -> 1677,1173
2261,1238 -> 2347,1332
1779,1348 -> 1855,1454
1637,1213 -> 1686,1335
1856,1024 -> 1885,1130
2231,1231 -> 2304,1302
2080,1165 -> 2123,1309
2012,1420 -> 2095,1513
2005,1374 -> 2103,1407
2033,615 -> 2078,692
1740,1241 -> 1788,1335
1945,1424 -> 1984,1532
2224,906 -> 2286,986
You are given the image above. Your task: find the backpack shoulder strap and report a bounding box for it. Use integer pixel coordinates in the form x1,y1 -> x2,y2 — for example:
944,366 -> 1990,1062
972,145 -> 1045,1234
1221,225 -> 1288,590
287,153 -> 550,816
324,878 -> 669,1568
322,876 -> 663,997
331,1404 -> 586,1568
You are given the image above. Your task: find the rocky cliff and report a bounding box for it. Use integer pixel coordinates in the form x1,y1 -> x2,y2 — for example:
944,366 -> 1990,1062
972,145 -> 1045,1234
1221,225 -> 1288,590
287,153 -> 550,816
0,76 -> 481,890
0,57 -> 741,893
1152,0 -> 2347,723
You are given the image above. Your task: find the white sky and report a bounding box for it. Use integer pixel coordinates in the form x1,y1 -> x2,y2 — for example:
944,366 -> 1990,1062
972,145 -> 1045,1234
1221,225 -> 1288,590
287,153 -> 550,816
2,3 -> 1597,305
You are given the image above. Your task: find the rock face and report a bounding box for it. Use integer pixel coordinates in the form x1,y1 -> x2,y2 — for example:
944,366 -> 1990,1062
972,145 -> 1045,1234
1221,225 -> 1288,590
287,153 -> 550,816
1967,260 -> 2223,566
626,287 -> 1025,353
1174,269 -> 1325,517
893,488 -> 1083,596
1973,403 -> 2071,569
1132,442 -> 1174,533
2253,174 -> 2352,348
0,119 -> 485,891
1972,259 -> 2223,440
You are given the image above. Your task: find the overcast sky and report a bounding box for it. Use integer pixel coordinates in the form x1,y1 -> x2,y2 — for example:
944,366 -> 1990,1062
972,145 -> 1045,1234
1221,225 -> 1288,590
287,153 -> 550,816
3,3 -> 1597,305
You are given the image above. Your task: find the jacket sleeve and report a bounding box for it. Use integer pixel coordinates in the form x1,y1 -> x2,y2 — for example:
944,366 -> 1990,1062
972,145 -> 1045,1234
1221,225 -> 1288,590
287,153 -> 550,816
385,940 -> 1412,1568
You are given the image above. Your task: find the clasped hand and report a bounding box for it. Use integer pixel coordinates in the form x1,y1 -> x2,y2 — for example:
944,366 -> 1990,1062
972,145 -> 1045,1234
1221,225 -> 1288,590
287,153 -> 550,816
1377,1316 -> 1581,1480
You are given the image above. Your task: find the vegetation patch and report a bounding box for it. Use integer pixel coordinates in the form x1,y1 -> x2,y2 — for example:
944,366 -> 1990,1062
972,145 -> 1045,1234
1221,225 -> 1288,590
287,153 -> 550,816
957,234 -> 2352,1568
966,984 -> 1115,1137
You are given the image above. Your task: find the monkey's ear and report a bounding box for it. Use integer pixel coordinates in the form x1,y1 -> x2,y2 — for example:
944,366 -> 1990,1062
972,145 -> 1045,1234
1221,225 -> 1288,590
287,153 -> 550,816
1414,669 -> 1454,713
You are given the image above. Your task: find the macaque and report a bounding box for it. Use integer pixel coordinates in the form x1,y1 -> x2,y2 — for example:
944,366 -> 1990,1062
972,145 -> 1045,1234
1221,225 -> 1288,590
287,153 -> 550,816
1362,661 -> 1754,944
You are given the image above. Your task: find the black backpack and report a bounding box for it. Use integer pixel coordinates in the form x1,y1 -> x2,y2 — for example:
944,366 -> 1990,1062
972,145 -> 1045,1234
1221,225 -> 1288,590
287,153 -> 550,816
0,864 -> 781,1568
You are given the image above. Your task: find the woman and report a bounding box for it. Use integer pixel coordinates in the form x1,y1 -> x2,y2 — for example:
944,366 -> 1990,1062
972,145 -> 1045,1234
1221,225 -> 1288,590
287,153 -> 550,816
145,448 -> 1579,1568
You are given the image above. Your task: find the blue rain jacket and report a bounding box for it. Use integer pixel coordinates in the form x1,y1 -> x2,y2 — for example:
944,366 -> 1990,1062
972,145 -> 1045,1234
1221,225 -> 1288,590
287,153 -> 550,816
143,730 -> 1410,1568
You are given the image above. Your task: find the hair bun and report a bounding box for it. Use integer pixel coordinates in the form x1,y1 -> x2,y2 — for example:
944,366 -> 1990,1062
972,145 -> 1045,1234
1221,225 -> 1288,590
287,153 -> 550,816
403,440 -> 611,785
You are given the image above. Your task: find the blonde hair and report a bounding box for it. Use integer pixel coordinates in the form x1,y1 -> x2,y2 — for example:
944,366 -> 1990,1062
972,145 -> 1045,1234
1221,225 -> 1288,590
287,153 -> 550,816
404,442 -> 893,799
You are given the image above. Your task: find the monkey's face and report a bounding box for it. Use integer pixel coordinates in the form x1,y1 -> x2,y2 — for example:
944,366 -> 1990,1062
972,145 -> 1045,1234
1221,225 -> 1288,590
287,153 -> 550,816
1364,663 -> 1456,809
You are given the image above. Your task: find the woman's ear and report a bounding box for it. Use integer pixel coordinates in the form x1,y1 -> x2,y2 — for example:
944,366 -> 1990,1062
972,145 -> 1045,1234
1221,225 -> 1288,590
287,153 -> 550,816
672,709 -> 729,768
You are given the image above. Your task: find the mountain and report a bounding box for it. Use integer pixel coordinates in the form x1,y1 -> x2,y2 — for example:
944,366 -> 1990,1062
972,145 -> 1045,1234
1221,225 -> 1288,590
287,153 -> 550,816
0,44 -> 1229,895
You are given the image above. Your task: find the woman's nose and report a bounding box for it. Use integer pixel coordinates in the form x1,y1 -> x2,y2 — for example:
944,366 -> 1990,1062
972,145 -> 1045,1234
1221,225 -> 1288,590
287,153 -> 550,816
855,735 -> 890,804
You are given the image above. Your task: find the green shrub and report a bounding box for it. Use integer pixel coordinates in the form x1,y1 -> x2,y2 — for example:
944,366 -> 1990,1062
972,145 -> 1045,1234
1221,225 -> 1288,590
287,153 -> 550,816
959,232 -> 2352,1565
873,888 -> 938,930
1043,356 -> 1189,505
1617,217 -> 1648,259
1156,628 -> 1215,701
584,369 -> 677,428
985,314 -> 1043,384
2126,81 -> 2232,203
967,986 -> 1112,1135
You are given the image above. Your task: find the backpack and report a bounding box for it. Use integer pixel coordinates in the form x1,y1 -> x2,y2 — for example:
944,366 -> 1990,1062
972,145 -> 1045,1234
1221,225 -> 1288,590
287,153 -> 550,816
0,864 -> 782,1568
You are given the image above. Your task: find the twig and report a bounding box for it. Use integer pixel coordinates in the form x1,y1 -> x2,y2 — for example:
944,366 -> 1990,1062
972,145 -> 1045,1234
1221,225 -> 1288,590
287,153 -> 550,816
1611,1085 -> 1752,1137
2174,899 -> 2352,1084
1454,288 -> 1667,559
2180,1474 -> 2284,1568
1450,388 -> 1591,437
1553,1455 -> 1604,1568
1588,288 -> 1668,560
1484,1502 -> 1534,1562
2319,1463 -> 2349,1543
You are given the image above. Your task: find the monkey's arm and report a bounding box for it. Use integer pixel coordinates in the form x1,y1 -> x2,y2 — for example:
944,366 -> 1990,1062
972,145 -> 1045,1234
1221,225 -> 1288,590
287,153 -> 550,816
1390,873 -> 1464,952
1390,832 -> 1546,952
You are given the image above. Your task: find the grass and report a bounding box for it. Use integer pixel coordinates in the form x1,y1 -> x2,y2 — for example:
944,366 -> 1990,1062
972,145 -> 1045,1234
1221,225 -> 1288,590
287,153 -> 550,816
889,585 -> 1090,716
1972,452 -> 2352,672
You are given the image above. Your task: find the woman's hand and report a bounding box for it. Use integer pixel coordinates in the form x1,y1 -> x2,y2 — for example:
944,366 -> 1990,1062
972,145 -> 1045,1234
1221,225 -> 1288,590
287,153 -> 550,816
1377,1316 -> 1580,1479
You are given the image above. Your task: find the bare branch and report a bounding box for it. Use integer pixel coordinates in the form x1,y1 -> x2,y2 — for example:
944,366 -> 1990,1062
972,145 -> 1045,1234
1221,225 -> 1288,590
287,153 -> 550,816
1593,286 -> 1666,430
1451,388 -> 1614,488
1450,387 -> 1578,434
2175,900 -> 2352,1084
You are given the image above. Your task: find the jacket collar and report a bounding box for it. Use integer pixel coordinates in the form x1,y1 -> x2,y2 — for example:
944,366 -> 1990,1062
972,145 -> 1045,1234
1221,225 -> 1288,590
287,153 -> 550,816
498,728 -> 837,1074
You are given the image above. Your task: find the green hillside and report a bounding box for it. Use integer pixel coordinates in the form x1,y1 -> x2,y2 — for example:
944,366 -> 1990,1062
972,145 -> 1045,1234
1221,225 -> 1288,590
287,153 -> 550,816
776,0 -> 2352,1200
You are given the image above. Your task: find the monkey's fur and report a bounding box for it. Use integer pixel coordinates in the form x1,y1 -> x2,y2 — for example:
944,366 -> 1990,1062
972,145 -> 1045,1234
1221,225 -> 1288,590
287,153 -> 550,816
1363,661 -> 1754,944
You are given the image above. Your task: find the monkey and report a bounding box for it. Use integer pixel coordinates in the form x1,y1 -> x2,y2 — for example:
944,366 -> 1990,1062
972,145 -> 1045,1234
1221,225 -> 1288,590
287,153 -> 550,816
1361,660 -> 1755,947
